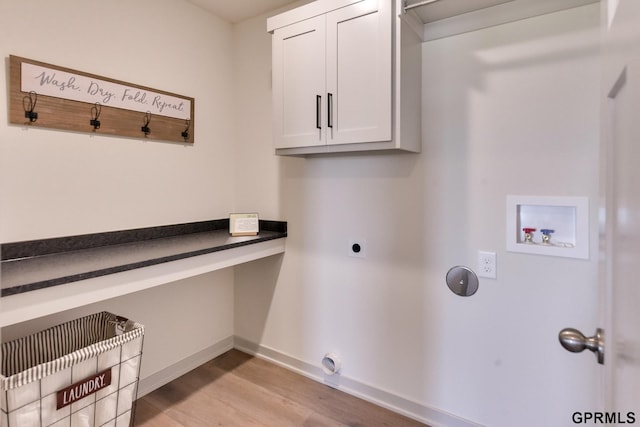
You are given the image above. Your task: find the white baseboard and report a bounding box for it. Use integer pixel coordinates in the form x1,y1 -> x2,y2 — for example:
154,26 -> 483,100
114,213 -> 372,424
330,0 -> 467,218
233,336 -> 485,427
135,335 -> 483,427
136,335 -> 234,398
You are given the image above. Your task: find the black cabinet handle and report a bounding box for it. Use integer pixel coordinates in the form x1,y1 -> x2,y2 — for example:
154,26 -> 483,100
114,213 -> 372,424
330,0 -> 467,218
316,95 -> 322,130
327,93 -> 333,128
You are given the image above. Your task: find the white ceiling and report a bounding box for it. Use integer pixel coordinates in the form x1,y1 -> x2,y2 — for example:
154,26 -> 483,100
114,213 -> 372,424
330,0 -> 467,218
185,0 -> 302,23
187,0 -> 599,25
190,0 -> 509,24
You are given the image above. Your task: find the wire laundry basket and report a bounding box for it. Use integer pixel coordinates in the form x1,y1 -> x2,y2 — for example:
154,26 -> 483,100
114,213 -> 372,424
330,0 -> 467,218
1,311 -> 144,427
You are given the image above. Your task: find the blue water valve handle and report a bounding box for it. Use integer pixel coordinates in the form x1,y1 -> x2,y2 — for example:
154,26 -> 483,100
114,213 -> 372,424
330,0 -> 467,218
540,229 -> 555,244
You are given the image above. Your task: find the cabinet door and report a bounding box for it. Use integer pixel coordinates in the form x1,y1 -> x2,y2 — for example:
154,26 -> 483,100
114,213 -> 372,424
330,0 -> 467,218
325,0 -> 391,145
272,15 -> 326,149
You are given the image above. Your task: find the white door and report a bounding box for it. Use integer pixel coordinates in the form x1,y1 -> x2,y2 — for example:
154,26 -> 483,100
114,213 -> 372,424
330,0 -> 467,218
601,0 -> 640,418
325,0 -> 391,145
272,15 -> 326,149
559,1 -> 640,421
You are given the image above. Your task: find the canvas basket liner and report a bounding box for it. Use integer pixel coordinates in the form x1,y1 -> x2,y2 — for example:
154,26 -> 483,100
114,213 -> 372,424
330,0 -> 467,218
1,312 -> 144,390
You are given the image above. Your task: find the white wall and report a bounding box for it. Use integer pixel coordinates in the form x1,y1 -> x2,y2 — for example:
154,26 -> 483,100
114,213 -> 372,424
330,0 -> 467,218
0,270 -> 234,380
0,0 -> 236,240
0,0 -> 236,382
234,4 -> 601,427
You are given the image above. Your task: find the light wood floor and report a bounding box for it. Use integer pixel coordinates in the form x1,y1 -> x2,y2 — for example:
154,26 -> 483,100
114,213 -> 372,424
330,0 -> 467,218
133,349 -> 429,427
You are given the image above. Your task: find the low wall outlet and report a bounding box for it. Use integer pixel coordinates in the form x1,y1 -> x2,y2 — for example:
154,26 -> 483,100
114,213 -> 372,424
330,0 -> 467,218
349,239 -> 366,258
478,251 -> 497,279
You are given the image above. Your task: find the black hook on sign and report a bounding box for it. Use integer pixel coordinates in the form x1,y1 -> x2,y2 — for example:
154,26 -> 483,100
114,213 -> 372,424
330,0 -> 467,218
90,103 -> 101,130
181,119 -> 190,141
23,91 -> 38,123
141,111 -> 151,136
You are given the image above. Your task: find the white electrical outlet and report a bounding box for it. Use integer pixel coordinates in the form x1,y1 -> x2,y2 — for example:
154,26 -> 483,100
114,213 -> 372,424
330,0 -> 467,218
478,251 -> 497,279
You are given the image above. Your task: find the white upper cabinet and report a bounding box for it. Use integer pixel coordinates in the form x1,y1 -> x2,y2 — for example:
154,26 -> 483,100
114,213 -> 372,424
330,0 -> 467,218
326,1 -> 391,146
268,0 -> 421,155
272,15 -> 327,149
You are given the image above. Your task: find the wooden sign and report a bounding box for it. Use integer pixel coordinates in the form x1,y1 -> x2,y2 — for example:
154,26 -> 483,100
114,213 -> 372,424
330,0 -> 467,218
9,55 -> 195,144
57,368 -> 112,409
21,62 -> 191,120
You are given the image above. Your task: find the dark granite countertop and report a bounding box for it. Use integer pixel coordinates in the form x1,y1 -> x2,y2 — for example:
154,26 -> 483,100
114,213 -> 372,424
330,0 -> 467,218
0,219 -> 287,297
